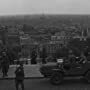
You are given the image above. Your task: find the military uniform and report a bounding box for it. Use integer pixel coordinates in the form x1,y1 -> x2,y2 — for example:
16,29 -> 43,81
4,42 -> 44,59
1,52 -> 9,77
15,64 -> 24,90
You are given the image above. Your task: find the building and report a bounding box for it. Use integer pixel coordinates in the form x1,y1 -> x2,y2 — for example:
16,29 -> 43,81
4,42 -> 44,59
68,28 -> 90,53
7,27 -> 20,47
44,31 -> 72,56
73,28 -> 90,41
20,34 -> 39,58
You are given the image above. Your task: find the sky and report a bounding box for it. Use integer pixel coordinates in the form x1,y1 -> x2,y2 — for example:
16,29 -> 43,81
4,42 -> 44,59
0,0 -> 90,15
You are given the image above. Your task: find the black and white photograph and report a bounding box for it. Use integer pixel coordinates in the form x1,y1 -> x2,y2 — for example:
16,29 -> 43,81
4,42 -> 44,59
0,0 -> 90,90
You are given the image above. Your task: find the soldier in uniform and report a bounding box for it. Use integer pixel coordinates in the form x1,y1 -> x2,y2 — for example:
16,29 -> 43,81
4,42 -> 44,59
1,51 -> 9,77
68,50 -> 76,63
15,63 -> 25,90
66,50 -> 76,69
79,52 -> 87,64
41,47 -> 47,64
31,48 -> 37,64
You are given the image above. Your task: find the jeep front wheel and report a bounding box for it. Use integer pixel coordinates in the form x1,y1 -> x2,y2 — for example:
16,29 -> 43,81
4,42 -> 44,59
50,72 -> 63,85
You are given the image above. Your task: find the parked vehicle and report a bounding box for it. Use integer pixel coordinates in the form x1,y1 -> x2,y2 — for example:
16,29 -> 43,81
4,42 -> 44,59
40,57 -> 90,85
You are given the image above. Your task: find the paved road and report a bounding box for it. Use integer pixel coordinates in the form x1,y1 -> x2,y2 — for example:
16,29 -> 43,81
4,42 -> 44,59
0,64 -> 43,78
0,78 -> 90,90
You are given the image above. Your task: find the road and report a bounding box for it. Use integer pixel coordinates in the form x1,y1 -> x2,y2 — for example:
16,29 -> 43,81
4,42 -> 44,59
0,78 -> 90,90
0,64 -> 43,78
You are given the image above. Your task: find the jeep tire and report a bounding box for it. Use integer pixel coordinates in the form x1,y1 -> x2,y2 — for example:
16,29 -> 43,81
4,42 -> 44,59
50,72 -> 63,85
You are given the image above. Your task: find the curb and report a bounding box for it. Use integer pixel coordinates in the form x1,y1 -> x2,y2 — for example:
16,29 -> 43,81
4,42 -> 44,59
0,77 -> 44,80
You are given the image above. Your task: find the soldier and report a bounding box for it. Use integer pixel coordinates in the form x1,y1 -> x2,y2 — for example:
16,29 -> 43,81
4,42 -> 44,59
67,50 -> 77,68
31,48 -> 37,64
1,51 -> 9,77
41,47 -> 47,64
79,52 -> 87,64
68,50 -> 76,63
84,46 -> 89,57
87,52 -> 90,61
15,63 -> 25,90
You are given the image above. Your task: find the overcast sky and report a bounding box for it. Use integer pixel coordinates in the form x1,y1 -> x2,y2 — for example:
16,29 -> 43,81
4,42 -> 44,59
0,0 -> 90,15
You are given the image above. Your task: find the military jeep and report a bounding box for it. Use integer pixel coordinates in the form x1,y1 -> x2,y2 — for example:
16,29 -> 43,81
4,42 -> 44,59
40,57 -> 90,85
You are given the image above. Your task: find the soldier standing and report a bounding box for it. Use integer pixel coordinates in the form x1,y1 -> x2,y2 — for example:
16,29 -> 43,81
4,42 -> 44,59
15,63 -> 25,90
31,48 -> 37,64
41,47 -> 47,64
1,51 -> 9,77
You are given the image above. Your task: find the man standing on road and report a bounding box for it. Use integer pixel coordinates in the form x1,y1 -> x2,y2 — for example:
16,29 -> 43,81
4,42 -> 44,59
15,62 -> 25,90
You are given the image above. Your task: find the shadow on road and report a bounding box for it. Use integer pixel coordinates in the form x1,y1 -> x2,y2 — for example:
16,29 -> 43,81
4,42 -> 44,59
0,78 -> 90,90
36,78 -> 90,89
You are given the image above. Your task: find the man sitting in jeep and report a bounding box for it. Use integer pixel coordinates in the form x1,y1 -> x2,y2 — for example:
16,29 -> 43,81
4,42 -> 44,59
63,50 -> 76,70
78,52 -> 87,64
68,50 -> 76,63
63,50 -> 87,70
